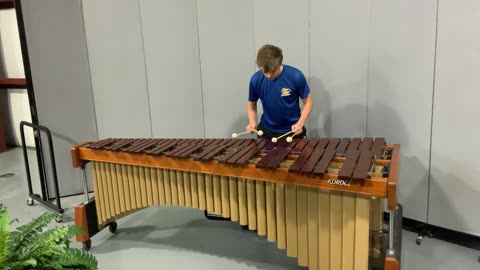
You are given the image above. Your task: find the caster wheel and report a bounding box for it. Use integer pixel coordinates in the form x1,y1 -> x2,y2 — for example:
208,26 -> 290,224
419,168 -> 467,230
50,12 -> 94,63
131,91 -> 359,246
109,221 -> 117,233
54,214 -> 63,223
241,225 -> 249,230
416,238 -> 422,245
83,239 -> 91,251
26,198 -> 34,206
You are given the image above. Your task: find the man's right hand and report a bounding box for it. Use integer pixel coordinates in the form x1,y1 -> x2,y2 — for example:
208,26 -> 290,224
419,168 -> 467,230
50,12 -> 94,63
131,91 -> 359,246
246,123 -> 256,133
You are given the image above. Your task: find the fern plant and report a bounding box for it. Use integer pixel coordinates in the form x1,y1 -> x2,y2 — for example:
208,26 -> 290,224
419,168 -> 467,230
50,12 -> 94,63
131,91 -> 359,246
0,203 -> 98,270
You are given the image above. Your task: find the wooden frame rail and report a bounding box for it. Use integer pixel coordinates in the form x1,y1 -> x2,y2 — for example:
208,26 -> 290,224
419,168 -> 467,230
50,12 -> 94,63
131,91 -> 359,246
71,139 -> 400,200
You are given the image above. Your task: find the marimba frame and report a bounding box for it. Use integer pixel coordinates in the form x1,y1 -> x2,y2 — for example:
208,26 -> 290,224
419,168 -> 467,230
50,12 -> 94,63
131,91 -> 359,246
71,137 -> 401,270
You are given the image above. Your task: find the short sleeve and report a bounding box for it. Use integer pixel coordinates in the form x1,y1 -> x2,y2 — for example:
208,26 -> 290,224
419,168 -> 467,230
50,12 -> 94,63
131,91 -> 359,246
248,77 -> 259,102
296,72 -> 310,99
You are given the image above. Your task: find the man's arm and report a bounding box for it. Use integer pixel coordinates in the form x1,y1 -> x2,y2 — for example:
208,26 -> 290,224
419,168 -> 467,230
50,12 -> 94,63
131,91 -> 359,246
292,93 -> 313,134
246,101 -> 258,132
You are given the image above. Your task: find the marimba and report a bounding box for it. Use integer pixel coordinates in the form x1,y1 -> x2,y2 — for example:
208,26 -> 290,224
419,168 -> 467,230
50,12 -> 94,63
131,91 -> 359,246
71,137 -> 401,270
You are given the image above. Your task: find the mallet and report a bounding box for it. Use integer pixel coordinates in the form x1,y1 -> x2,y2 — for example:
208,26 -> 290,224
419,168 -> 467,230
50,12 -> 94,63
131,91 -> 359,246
232,129 -> 264,138
271,130 -> 294,143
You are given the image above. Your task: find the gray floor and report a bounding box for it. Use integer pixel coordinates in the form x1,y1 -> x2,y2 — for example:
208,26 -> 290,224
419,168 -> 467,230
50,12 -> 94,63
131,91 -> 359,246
1,147 -> 479,270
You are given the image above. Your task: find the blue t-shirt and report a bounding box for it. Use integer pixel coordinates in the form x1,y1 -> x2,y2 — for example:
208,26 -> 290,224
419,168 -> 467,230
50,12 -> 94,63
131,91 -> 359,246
248,65 -> 310,133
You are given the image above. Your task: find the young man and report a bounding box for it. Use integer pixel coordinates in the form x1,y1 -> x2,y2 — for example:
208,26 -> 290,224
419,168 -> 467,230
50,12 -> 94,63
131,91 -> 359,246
247,44 -> 313,139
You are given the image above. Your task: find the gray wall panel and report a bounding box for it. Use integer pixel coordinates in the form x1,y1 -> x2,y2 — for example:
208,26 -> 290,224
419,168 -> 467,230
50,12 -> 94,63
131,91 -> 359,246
253,0 -> 310,134
21,0 -> 97,196
309,0 -> 370,138
196,0 -> 255,138
367,0 -> 437,222
429,0 -> 480,235
139,0 -> 204,139
83,0 -> 151,139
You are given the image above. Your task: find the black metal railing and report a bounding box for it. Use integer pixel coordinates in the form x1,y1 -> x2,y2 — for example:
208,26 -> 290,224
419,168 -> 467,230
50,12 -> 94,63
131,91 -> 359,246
20,121 -> 63,220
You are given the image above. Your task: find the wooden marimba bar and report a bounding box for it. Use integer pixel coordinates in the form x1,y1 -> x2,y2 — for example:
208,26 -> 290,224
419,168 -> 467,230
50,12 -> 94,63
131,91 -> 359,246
71,137 -> 401,270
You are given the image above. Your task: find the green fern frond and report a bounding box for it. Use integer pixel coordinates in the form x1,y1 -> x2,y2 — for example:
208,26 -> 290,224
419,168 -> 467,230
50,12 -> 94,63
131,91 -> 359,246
10,225 -> 79,260
7,225 -> 92,268
12,240 -> 62,264
35,255 -> 63,270
0,204 -> 98,270
0,204 -> 9,266
0,232 -> 8,265
11,212 -> 56,253
1,257 -> 37,270
14,212 -> 55,233
58,248 -> 98,270
15,225 -> 82,261
38,225 -> 82,246
0,204 -> 8,232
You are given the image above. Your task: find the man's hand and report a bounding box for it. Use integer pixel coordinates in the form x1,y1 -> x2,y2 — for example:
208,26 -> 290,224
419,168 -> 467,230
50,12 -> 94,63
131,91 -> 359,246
246,122 -> 256,133
292,122 -> 304,135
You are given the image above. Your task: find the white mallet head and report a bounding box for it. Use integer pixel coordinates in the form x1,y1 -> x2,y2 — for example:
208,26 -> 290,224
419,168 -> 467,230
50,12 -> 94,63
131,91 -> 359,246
257,130 -> 263,136
286,137 -> 293,143
271,137 -> 277,143
232,133 -> 238,138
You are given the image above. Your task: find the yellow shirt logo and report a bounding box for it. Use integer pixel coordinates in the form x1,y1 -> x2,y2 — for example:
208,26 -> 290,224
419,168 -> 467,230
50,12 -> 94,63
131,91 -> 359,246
281,88 -> 291,97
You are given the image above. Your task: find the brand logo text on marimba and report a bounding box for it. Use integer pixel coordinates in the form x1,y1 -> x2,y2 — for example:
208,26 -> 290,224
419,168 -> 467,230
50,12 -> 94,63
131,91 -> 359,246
327,179 -> 351,186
